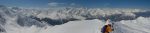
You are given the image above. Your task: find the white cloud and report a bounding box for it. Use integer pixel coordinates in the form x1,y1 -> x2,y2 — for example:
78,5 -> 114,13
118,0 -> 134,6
48,2 -> 64,6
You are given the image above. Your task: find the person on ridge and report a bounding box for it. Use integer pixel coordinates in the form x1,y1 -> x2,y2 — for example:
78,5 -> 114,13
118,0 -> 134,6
101,19 -> 114,33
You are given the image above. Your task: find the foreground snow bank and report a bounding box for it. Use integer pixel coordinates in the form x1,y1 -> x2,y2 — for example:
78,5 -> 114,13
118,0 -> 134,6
48,19 -> 105,33
2,19 -> 105,33
2,17 -> 150,33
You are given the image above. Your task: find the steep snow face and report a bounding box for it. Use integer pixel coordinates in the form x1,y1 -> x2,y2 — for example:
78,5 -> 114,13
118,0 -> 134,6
113,17 -> 150,33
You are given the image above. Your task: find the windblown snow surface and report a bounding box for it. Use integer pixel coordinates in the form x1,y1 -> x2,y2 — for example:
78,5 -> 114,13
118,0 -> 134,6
0,5 -> 150,33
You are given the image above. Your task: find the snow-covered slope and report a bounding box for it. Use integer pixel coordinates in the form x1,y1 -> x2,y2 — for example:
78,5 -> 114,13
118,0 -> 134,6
0,5 -> 150,33
113,17 -> 150,33
46,17 -> 150,33
47,19 -> 104,33
2,17 -> 150,33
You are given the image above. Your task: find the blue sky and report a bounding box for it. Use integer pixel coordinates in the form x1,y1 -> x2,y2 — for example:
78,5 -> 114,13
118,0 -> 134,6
0,0 -> 150,8
0,0 -> 50,8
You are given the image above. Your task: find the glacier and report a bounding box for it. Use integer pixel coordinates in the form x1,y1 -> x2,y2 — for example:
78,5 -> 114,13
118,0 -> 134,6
0,5 -> 150,33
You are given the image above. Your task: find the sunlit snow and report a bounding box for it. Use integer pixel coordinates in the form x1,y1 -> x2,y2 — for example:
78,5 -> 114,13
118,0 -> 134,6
0,5 -> 150,33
